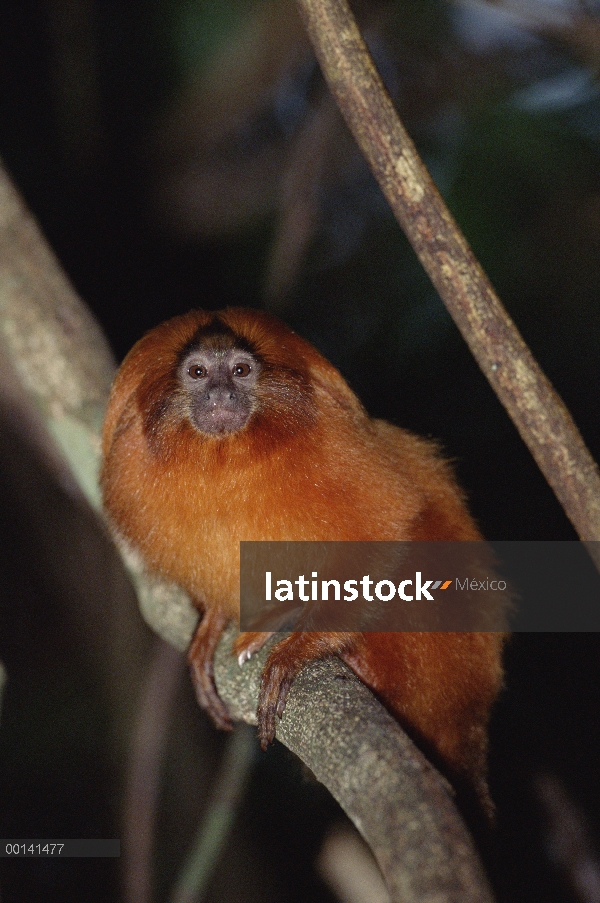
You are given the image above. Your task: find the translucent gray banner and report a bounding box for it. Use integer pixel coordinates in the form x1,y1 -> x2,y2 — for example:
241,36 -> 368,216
239,542 -> 600,632
0,840 -> 120,857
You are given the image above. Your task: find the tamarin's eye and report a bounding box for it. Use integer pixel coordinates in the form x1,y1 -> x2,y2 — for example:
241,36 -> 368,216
188,364 -> 207,379
232,362 -> 251,377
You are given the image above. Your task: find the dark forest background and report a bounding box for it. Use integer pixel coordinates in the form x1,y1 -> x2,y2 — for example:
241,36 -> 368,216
0,1 -> 600,901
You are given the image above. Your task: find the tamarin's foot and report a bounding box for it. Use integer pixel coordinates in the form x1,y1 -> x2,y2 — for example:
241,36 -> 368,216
188,608 -> 232,731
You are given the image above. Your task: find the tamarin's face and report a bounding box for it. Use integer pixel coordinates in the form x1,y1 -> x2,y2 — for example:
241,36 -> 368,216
178,332 -> 261,435
102,310 -> 324,472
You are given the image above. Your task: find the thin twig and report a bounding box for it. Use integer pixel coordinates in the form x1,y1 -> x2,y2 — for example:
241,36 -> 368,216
0,660 -> 6,724
295,0 -> 600,560
169,724 -> 256,903
122,639 -> 184,903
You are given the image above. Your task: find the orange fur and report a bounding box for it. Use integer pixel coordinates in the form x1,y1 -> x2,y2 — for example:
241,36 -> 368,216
101,308 -> 504,816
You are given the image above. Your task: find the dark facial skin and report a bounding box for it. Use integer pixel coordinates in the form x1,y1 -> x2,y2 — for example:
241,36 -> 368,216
178,344 -> 261,435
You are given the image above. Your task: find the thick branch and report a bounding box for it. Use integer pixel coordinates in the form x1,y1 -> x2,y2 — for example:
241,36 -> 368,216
0,158 -> 494,902
295,0 -> 600,554
0,162 -> 114,511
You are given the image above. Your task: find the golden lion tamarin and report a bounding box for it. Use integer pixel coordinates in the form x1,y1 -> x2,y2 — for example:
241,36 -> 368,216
101,308 -> 504,816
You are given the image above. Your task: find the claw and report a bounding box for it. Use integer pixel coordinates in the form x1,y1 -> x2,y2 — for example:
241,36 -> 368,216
233,631 -> 276,667
237,647 -> 252,667
276,683 -> 290,719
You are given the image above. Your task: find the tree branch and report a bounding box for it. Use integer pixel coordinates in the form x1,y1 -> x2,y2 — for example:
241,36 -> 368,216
214,625 -> 494,903
295,0 -> 600,558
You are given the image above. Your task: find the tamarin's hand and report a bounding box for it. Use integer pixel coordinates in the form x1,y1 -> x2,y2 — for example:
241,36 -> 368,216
101,308 -> 504,817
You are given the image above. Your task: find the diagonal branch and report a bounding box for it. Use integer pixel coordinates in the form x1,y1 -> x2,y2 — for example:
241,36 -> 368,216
295,0 -> 600,559
0,158 -> 495,903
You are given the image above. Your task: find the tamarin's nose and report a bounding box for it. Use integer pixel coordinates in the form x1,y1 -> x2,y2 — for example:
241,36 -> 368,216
207,384 -> 235,405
